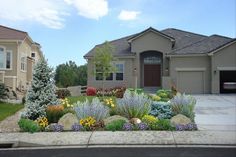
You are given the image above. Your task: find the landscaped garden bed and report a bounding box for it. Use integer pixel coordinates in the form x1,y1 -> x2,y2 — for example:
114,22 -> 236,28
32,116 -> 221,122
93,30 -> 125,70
16,57 -> 198,133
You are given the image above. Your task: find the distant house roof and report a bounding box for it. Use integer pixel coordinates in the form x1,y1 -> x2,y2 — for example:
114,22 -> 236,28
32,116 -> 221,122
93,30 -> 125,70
84,27 -> 235,58
0,25 -> 28,40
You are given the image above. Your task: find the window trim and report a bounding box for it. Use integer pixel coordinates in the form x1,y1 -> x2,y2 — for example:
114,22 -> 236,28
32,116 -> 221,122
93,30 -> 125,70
0,46 -> 6,70
5,50 -> 13,70
20,54 -> 27,72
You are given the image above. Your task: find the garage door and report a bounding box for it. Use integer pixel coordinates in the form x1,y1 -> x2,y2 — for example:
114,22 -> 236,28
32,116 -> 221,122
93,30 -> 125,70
177,71 -> 204,94
220,71 -> 236,93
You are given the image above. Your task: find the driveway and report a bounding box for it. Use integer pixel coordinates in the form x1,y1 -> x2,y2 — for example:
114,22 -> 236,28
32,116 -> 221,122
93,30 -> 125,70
194,94 -> 236,131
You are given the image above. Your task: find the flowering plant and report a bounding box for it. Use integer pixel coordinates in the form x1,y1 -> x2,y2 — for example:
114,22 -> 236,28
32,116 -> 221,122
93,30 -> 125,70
80,116 -> 96,130
104,98 -> 115,108
61,98 -> 73,108
35,117 -> 48,130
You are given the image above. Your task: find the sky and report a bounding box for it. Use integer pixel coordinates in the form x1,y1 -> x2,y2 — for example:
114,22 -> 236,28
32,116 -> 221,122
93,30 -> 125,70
0,0 -> 235,67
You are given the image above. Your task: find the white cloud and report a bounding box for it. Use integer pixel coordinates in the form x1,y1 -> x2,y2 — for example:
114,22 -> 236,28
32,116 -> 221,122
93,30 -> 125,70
64,0 -> 108,20
118,10 -> 140,21
0,0 -> 68,29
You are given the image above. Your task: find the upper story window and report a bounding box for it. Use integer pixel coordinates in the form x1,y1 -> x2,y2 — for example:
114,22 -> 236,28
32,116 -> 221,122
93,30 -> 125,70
95,65 -> 103,80
21,55 -> 27,72
31,52 -> 35,58
0,46 -> 12,70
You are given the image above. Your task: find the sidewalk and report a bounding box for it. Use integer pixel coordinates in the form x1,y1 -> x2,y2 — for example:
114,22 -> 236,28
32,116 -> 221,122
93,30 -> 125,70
0,131 -> 235,148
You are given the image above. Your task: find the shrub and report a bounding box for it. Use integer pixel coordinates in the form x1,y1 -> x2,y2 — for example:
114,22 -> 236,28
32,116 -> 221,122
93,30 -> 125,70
141,115 -> 158,129
105,119 -> 126,131
156,89 -> 174,102
56,89 -> 71,99
46,105 -> 65,123
170,93 -> 196,121
18,118 -> 40,133
151,95 -> 161,101
116,90 -> 151,119
86,87 -> 97,96
113,86 -> 126,98
74,97 -> 109,121
71,123 -> 84,131
122,122 -> 133,131
127,88 -> 143,94
79,116 -> 96,130
153,119 -> 175,131
61,98 -> 73,108
150,101 -> 173,119
35,117 -> 48,130
0,83 -> 7,99
175,123 -> 197,131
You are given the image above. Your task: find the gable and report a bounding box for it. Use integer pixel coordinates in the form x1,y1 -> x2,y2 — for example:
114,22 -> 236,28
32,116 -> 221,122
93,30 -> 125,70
130,30 -> 173,53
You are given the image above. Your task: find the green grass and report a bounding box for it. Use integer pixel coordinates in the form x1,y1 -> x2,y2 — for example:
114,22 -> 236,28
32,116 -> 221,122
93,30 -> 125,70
0,102 -> 24,122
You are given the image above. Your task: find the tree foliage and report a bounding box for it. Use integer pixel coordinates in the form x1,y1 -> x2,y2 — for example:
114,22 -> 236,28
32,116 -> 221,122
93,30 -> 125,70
55,61 -> 87,87
22,58 -> 59,120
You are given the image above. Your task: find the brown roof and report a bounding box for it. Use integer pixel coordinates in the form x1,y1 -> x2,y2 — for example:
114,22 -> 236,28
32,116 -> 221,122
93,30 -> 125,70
0,25 -> 27,40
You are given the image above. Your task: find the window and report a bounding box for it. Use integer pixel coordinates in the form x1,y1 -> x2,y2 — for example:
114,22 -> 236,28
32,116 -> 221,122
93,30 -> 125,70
6,51 -> 12,69
106,73 -> 113,80
0,47 -> 5,69
95,65 -> 103,80
21,56 -> 27,72
115,63 -> 124,81
31,52 -> 35,58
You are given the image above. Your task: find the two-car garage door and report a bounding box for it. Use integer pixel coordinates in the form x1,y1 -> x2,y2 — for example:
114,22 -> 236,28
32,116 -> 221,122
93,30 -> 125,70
177,71 -> 204,94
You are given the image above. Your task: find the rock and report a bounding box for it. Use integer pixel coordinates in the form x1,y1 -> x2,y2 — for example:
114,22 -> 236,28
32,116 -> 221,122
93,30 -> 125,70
58,113 -> 79,131
130,118 -> 141,125
170,114 -> 191,126
103,115 -> 129,126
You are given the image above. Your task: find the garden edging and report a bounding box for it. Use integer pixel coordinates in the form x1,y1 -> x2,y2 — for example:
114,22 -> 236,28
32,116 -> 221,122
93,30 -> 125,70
0,130 -> 235,148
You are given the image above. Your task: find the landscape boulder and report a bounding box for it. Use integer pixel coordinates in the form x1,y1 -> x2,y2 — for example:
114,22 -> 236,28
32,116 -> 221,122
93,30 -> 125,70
103,115 -> 129,126
170,114 -> 191,126
58,113 -> 79,130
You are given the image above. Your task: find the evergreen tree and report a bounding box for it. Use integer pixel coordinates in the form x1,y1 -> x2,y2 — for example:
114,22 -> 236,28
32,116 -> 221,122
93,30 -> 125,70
22,58 -> 59,120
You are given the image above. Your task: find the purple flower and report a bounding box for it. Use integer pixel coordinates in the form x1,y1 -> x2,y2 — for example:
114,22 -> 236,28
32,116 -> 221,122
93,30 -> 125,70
176,123 -> 198,131
137,122 -> 149,131
123,123 -> 133,131
51,124 -> 63,132
71,123 -> 84,131
176,124 -> 185,131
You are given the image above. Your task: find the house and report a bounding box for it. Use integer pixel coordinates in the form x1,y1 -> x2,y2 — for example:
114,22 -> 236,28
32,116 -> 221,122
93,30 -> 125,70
0,25 -> 43,94
84,27 -> 236,94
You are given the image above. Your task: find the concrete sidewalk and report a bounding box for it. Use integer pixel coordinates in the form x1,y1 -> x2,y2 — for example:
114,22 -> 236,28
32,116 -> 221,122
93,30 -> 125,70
0,131 -> 235,148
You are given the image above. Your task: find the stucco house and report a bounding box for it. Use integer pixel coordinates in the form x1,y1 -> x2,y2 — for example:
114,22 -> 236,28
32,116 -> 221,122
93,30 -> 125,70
0,25 -> 43,94
84,27 -> 236,94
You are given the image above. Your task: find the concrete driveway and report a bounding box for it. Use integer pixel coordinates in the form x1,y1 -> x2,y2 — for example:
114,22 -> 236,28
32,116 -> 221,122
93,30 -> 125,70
194,94 -> 236,131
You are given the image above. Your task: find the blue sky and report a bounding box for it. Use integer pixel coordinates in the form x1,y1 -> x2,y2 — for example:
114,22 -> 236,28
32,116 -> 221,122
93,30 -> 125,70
0,0 -> 235,67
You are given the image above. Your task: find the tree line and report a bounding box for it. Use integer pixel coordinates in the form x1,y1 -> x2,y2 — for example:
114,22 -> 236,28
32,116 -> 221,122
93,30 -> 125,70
55,61 -> 87,87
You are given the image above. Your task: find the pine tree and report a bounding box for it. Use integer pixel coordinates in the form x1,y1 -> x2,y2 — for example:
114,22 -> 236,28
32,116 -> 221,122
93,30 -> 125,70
22,57 -> 59,120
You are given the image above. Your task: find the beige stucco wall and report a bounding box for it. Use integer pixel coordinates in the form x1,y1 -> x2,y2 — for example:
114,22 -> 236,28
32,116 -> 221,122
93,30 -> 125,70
130,31 -> 173,87
0,71 -> 5,83
169,56 -> 211,94
87,58 -> 135,89
211,42 -> 236,93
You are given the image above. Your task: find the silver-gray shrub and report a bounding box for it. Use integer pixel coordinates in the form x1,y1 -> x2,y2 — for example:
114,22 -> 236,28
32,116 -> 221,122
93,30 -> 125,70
170,93 -> 196,121
116,90 -> 151,119
74,97 -> 109,121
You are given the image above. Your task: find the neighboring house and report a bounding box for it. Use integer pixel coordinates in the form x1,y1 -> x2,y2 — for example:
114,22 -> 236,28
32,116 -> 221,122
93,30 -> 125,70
0,25 -> 43,93
84,27 -> 236,94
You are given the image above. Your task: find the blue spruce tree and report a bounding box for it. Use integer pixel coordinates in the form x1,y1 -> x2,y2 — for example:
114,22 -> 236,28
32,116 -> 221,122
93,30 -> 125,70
22,57 -> 59,120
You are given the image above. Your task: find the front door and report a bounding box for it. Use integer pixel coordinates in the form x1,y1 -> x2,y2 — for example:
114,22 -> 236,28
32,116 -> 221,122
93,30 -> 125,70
144,64 -> 161,87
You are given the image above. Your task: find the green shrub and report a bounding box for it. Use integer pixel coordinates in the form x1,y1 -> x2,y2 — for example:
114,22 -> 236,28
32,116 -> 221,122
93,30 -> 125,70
116,90 -> 151,119
141,115 -> 158,130
18,118 -> 40,133
156,89 -> 174,102
105,119 -> 126,131
56,89 -> 71,99
153,119 -> 175,131
0,83 -> 7,99
127,88 -> 144,94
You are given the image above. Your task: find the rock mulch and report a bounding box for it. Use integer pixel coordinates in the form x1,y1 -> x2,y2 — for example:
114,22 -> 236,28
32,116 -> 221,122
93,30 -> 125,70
0,109 -> 23,133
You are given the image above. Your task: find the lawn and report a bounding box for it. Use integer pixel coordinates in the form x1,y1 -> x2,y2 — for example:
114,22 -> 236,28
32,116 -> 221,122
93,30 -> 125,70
0,102 -> 24,122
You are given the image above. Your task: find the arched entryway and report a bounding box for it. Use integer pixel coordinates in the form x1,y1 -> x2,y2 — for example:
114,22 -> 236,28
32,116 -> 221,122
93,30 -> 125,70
140,51 -> 163,88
